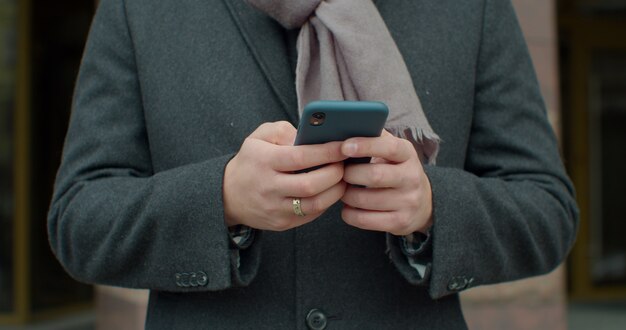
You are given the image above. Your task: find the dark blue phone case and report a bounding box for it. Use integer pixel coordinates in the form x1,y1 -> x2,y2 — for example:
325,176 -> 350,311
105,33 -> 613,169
294,100 -> 389,166
294,100 -> 388,145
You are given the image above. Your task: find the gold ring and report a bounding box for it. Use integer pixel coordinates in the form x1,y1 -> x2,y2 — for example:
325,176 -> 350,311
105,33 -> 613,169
292,198 -> 306,217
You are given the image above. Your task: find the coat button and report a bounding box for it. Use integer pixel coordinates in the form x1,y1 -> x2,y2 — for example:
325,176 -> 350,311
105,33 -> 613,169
197,271 -> 208,286
189,273 -> 198,287
306,309 -> 328,330
447,276 -> 469,292
175,273 -> 190,287
179,273 -> 190,287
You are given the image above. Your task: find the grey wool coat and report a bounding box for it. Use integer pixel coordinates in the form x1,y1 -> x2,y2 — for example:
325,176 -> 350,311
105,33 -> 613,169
48,0 -> 579,329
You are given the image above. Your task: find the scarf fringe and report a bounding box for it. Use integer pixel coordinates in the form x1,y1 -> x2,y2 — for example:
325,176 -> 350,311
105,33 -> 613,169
386,125 -> 440,165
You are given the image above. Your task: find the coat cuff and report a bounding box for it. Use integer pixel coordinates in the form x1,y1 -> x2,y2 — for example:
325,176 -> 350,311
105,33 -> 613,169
229,229 -> 262,287
227,224 -> 260,283
228,225 -> 256,250
386,232 -> 433,287
401,228 -> 432,256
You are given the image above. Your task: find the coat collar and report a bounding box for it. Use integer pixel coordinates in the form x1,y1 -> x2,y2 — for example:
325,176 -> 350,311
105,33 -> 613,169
222,0 -> 385,124
223,0 -> 299,123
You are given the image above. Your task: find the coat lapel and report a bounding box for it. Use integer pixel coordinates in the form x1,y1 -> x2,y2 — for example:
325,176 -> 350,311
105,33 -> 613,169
223,0 -> 299,123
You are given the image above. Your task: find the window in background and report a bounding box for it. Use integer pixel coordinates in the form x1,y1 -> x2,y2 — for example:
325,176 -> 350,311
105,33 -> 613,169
577,0 -> 626,12
1,0 -> 97,323
589,52 -> 626,286
559,0 -> 626,299
0,0 -> 17,314
28,0 -> 95,312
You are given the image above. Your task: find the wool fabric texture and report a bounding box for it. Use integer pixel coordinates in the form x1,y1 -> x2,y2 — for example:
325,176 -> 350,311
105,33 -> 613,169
246,0 -> 440,163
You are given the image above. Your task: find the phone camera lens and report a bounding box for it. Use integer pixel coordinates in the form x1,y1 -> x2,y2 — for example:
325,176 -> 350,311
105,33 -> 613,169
310,112 -> 325,126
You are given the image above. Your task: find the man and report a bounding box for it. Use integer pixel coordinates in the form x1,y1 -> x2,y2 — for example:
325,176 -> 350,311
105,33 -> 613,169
48,0 -> 578,328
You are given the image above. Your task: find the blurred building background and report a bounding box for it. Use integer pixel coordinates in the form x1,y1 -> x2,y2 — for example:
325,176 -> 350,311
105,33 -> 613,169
0,0 -> 625,329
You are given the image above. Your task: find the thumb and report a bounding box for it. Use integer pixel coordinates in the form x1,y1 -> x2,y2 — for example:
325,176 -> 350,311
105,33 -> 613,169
249,121 -> 297,146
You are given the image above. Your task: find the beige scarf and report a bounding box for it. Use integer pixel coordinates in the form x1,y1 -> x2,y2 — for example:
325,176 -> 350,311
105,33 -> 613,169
246,0 -> 440,164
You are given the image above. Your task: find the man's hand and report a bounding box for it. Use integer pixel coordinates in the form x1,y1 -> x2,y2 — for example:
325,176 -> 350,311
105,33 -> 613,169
223,121 -> 348,231
340,130 -> 433,236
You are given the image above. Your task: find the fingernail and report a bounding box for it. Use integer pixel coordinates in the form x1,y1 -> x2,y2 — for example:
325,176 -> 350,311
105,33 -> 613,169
343,142 -> 357,156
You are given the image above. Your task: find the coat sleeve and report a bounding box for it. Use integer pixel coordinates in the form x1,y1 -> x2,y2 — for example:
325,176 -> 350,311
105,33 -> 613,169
47,0 -> 261,292
387,0 -> 579,299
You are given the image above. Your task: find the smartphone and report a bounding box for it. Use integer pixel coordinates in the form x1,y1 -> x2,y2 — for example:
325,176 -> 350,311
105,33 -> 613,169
294,100 -> 389,165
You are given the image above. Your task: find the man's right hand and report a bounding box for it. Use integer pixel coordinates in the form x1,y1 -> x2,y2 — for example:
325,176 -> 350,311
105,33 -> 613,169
223,121 -> 348,231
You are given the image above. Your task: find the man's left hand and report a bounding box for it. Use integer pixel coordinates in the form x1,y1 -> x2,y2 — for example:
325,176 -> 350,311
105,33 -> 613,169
340,130 -> 433,236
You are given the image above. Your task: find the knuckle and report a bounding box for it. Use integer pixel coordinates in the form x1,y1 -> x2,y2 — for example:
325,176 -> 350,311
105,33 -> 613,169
349,211 -> 365,228
399,215 -> 413,230
402,139 -> 417,160
258,122 -> 272,131
256,123 -> 273,138
405,186 -> 424,208
389,211 -> 403,225
341,210 -> 351,225
330,163 -> 344,182
308,197 -> 324,214
407,172 -> 420,188
401,138 -> 413,149
352,191 -> 367,207
245,139 -> 271,162
370,166 -> 386,186
276,121 -> 292,136
341,208 -> 356,226
276,120 -> 292,130
389,138 -> 403,158
290,178 -> 313,197
297,179 -> 316,197
407,189 -> 421,205
241,137 -> 257,153
290,148 -> 306,168
394,213 -> 413,233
